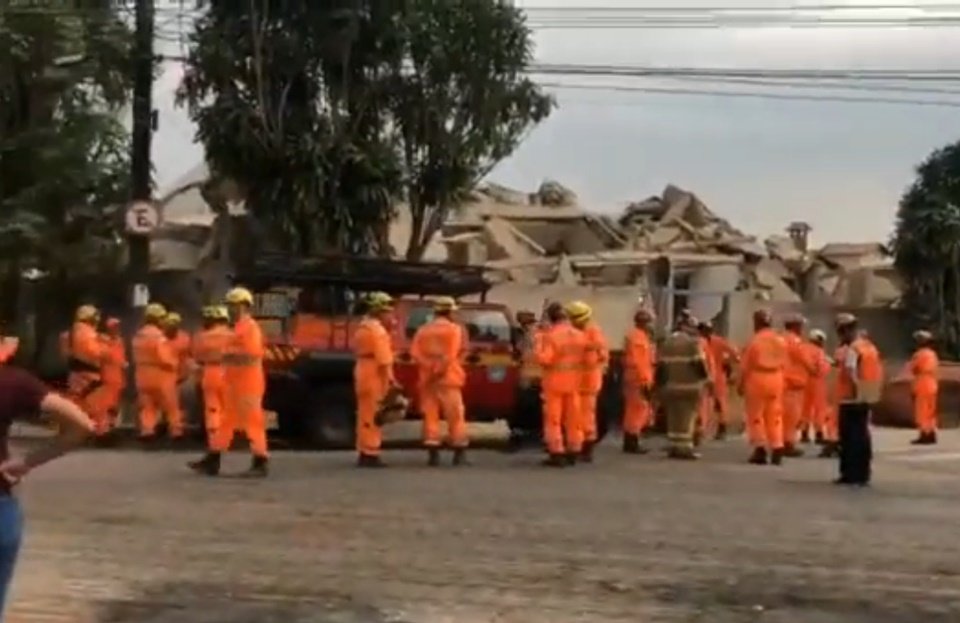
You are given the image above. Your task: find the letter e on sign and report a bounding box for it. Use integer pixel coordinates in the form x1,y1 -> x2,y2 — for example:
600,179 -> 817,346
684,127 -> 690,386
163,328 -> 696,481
125,201 -> 160,235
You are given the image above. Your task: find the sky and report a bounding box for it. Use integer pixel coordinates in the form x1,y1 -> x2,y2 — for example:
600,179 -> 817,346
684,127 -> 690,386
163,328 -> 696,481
149,1 -> 960,245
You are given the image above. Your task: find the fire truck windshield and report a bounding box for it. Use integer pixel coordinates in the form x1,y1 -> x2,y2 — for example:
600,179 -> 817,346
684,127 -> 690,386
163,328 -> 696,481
405,307 -> 511,344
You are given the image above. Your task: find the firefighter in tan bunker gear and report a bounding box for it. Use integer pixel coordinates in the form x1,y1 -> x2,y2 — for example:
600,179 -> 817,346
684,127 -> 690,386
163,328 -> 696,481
566,300 -> 609,463
655,315 -> 710,460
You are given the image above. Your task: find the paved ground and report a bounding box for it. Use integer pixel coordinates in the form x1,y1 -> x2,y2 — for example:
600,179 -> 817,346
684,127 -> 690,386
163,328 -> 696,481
6,428 -> 960,623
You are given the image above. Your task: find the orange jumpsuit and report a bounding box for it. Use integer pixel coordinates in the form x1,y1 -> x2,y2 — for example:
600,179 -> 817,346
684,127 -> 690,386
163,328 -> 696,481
740,327 -> 786,452
782,331 -> 809,447
353,316 -> 395,457
66,322 -> 108,432
98,333 -> 127,429
411,317 -> 468,448
0,336 -> 17,364
697,336 -> 718,433
134,324 -> 181,437
622,327 -> 655,436
910,346 -> 939,435
578,322 -> 609,444
536,321 -> 587,455
218,315 -> 268,457
193,325 -> 232,447
803,345 -> 831,440
706,335 -> 738,425
168,329 -> 192,419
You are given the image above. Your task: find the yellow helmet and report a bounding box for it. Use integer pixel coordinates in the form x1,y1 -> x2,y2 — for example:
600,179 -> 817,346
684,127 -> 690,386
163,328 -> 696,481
144,303 -> 167,321
162,312 -> 182,327
201,305 -> 216,319
366,291 -> 394,312
433,296 -> 458,312
212,305 -> 230,320
75,304 -> 100,322
565,300 -> 592,323
225,286 -> 254,305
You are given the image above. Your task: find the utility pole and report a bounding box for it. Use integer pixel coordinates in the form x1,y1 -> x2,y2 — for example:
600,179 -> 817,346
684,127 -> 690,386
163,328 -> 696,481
128,0 -> 155,309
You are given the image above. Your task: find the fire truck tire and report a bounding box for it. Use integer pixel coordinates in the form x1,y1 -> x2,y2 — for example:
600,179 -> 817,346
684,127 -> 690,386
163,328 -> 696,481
303,383 -> 357,449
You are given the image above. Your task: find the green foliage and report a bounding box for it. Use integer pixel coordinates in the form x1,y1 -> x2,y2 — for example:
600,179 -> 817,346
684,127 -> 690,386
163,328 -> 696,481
892,141 -> 960,355
0,2 -> 131,282
388,0 -> 554,260
178,1 -> 403,256
179,0 -> 552,259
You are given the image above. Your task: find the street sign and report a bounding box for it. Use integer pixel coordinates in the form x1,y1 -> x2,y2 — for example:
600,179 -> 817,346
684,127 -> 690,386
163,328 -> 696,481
132,283 -> 150,307
125,200 -> 160,235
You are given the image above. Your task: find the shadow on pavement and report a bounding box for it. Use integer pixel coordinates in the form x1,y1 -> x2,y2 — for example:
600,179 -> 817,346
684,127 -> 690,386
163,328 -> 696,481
94,581 -> 411,623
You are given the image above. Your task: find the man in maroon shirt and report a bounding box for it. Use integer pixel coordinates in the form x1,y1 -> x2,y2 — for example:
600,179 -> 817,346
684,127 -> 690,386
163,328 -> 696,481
0,366 -> 93,617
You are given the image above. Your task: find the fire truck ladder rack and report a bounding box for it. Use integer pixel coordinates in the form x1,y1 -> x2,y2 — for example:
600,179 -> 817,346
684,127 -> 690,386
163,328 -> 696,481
235,253 -> 493,299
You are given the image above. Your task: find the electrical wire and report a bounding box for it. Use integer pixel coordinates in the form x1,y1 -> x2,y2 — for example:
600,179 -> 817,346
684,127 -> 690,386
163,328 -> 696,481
538,80 -> 960,107
529,64 -> 960,82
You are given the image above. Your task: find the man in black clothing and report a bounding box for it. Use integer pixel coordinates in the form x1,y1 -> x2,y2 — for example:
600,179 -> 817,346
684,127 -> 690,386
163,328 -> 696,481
834,314 -> 876,487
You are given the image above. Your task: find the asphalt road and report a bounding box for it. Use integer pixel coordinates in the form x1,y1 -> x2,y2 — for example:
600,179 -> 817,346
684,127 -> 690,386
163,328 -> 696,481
7,429 -> 960,623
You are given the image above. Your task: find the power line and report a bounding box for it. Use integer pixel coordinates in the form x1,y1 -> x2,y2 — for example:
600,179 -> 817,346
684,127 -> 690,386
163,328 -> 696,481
539,81 -> 960,107
529,64 -> 960,82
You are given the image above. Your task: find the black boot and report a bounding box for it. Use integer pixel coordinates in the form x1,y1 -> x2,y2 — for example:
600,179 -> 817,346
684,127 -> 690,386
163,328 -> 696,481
929,431 -> 938,445
580,441 -> 595,464
138,433 -> 159,450
910,432 -> 927,445
818,442 -> 838,458
188,452 -> 221,476
622,433 -> 647,454
748,447 -> 768,465
800,429 -> 811,444
242,455 -> 268,478
357,453 -> 386,468
667,446 -> 699,460
815,431 -> 825,445
452,448 -> 469,466
565,452 -> 578,466
714,423 -> 727,441
784,443 -> 805,458
541,453 -> 566,468
427,447 -> 441,467
770,448 -> 784,466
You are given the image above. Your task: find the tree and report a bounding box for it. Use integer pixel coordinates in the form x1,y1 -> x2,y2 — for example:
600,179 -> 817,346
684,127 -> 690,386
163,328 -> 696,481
178,1 -> 402,257
891,141 -> 960,356
388,0 -> 554,260
0,3 -> 131,321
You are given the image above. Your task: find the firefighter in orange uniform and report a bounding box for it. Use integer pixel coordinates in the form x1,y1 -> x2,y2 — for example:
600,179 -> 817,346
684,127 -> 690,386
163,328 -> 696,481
66,305 -> 109,436
833,313 -> 882,486
134,303 -> 181,444
0,330 -> 18,364
622,308 -> 655,454
695,323 -> 718,443
353,291 -> 397,468
739,309 -> 787,465
909,329 -> 939,445
411,296 -> 469,466
218,287 -> 269,477
696,321 -> 739,440
98,317 -> 127,437
188,306 -> 234,475
536,302 -> 587,467
805,329 -> 837,458
162,312 -> 192,406
782,314 -> 810,457
567,300 -> 608,462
